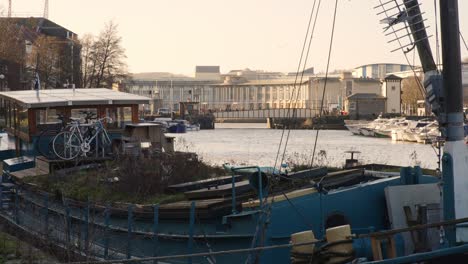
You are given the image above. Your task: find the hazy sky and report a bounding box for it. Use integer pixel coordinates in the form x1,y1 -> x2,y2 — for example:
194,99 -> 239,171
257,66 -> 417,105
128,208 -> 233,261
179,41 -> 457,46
2,0 -> 468,76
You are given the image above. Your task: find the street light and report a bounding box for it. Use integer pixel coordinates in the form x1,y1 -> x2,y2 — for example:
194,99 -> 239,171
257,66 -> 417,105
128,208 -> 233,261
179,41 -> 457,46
0,74 -> 5,91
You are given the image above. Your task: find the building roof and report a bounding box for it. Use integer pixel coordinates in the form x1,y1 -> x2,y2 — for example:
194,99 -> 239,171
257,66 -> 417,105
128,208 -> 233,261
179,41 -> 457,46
347,93 -> 386,100
385,74 -> 403,80
354,63 -> 412,69
213,79 -> 309,86
195,66 -> 220,73
353,78 -> 382,83
0,88 -> 150,109
2,17 -> 77,39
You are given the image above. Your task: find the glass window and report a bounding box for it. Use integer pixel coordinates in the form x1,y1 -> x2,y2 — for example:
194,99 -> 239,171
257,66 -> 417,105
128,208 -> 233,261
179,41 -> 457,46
0,99 -> 5,128
17,107 -> 28,134
71,108 -> 97,122
256,87 -> 263,101
106,106 -> 132,129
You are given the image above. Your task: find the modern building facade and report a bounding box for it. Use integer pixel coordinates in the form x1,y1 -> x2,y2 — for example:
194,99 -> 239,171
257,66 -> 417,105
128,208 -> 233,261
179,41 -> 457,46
123,64 -> 411,117
354,63 -> 412,80
195,66 -> 221,81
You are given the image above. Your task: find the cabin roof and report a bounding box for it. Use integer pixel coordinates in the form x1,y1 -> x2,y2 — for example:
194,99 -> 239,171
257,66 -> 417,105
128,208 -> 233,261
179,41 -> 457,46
0,88 -> 151,109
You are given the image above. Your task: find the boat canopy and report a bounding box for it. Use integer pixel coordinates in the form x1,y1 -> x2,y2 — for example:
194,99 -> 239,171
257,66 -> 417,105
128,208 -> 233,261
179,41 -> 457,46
0,88 -> 150,109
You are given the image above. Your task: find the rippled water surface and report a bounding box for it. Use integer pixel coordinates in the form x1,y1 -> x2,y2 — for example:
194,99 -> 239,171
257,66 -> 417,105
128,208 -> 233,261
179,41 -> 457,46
169,123 -> 439,169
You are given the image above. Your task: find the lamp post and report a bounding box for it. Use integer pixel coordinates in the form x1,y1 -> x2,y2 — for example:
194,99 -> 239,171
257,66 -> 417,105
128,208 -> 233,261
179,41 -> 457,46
0,74 -> 5,91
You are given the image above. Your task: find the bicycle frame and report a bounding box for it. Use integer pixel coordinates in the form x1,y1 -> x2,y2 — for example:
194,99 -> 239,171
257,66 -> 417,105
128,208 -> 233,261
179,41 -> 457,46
58,117 -> 112,159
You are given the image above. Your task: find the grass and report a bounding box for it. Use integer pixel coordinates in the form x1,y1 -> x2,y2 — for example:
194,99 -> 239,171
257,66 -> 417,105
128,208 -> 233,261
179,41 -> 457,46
23,154 -> 226,205
0,230 -> 57,263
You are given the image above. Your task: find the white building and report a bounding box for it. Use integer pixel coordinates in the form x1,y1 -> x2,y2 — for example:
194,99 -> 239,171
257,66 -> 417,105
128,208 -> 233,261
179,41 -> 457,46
381,74 -> 403,114
195,66 -> 221,81
354,63 -> 412,80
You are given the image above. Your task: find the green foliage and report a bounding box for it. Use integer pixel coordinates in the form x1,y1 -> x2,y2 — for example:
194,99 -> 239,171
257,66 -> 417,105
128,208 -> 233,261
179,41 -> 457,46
23,154 -> 225,204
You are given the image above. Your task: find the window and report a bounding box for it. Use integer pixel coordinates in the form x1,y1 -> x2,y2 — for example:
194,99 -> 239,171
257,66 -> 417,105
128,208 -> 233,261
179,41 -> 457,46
391,86 -> 396,91
106,107 -> 132,129
257,87 -> 263,101
71,108 -> 97,122
17,106 -> 29,134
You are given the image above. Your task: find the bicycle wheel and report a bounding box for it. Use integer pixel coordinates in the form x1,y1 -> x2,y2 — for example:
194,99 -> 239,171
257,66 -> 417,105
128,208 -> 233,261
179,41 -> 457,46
52,131 -> 81,160
35,129 -> 54,159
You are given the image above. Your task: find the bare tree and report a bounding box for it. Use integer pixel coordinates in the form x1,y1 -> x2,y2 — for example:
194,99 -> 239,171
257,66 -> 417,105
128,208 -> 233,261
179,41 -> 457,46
0,18 -> 24,64
28,35 -> 63,88
402,76 -> 424,114
80,21 -> 127,88
80,34 -> 97,88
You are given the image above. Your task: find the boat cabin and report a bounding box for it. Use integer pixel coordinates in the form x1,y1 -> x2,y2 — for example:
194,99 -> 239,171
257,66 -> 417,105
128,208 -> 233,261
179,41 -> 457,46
0,88 -> 150,155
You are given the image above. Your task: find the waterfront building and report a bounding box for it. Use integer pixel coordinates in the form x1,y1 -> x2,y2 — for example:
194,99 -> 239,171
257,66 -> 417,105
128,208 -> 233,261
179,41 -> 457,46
210,76 -> 309,111
354,63 -> 412,80
124,65 -> 412,117
0,17 -> 81,91
381,74 -> 403,114
195,66 -> 221,81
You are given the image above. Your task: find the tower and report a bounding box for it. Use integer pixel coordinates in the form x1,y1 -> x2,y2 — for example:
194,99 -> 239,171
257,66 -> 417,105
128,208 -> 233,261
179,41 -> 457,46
43,0 -> 49,19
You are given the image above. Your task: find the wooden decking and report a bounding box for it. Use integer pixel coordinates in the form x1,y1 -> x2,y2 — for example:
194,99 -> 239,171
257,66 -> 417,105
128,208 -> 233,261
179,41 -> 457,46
9,156 -> 50,180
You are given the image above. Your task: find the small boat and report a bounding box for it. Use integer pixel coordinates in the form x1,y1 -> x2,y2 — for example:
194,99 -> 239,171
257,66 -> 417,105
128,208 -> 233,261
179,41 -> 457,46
344,124 -> 363,135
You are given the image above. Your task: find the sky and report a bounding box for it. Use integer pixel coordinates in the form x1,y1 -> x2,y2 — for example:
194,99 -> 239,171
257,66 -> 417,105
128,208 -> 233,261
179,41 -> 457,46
1,0 -> 467,76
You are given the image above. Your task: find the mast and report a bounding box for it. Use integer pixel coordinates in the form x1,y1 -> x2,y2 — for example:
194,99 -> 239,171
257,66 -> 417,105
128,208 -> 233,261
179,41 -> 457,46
438,0 -> 467,245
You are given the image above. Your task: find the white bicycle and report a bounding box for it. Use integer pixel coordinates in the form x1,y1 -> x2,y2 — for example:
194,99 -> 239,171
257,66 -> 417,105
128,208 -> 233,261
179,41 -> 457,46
52,117 -> 112,160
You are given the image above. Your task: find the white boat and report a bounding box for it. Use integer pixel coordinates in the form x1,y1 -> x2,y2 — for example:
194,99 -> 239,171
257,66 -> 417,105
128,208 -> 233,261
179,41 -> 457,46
345,124 -> 363,135
414,121 -> 439,143
401,120 -> 434,142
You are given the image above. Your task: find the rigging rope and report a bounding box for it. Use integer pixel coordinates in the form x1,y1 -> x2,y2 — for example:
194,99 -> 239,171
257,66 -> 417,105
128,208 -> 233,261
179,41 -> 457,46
273,0 -> 319,172
245,2 -> 324,262
280,0 -> 322,168
309,0 -> 339,168
461,31 -> 468,52
434,0 -> 441,69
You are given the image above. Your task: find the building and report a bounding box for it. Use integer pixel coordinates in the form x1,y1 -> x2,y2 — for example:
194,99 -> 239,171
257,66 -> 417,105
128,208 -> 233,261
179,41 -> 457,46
0,17 -> 81,91
354,63 -> 412,80
195,66 -> 221,81
224,68 -> 286,80
381,75 -> 403,114
345,93 -> 387,119
124,65 -> 408,118
210,76 -> 309,111
125,79 -> 218,114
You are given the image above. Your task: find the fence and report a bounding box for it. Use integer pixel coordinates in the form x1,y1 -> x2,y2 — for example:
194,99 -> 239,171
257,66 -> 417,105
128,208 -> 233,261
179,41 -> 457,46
213,108 -> 318,120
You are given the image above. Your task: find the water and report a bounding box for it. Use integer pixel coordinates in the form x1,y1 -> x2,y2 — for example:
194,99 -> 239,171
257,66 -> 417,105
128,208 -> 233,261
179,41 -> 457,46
169,123 -> 439,169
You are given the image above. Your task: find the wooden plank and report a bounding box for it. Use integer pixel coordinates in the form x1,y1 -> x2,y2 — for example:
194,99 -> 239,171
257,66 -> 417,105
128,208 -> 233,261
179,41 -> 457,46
184,180 -> 252,200
370,237 -> 383,261
10,168 -> 48,179
168,175 -> 245,192
386,237 -> 397,259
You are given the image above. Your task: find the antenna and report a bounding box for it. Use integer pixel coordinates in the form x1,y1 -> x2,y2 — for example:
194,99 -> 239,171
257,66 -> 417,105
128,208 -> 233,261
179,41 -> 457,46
8,0 -> 12,17
43,0 -> 49,19
375,0 -> 436,72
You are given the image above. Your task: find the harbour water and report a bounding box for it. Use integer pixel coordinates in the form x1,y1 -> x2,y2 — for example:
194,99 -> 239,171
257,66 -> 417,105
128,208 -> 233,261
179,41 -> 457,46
170,123 -> 440,169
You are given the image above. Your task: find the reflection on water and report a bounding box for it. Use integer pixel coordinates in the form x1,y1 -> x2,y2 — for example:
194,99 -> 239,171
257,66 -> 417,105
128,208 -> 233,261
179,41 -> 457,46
169,123 -> 439,169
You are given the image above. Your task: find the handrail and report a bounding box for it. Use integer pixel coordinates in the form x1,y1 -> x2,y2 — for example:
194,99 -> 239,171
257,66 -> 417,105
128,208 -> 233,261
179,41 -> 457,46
356,216 -> 468,238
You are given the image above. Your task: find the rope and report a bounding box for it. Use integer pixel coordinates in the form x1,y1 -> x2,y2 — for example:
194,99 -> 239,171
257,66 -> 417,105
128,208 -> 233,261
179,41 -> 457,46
279,0 -> 322,168
245,2 -> 324,262
433,0 -> 441,68
461,31 -> 468,52
273,0 -> 319,172
309,0 -> 339,168
69,239 -> 325,264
